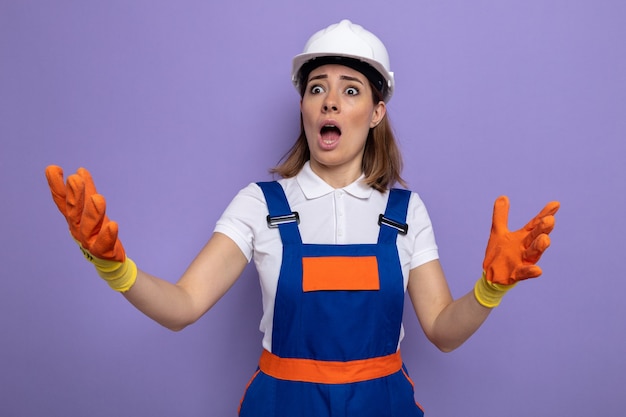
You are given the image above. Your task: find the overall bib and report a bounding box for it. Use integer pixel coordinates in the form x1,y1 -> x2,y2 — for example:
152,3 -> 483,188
239,181 -> 424,417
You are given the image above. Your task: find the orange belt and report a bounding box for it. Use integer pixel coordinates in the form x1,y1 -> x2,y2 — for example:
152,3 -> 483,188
258,349 -> 403,384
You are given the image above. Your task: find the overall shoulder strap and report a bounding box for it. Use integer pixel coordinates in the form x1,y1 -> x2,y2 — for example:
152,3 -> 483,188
377,188 -> 411,244
256,181 -> 302,244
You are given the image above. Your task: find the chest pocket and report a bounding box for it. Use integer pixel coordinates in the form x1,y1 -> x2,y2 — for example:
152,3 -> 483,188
302,255 -> 380,292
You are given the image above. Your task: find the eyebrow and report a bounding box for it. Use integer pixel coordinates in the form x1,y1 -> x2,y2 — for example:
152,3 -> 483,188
308,74 -> 365,85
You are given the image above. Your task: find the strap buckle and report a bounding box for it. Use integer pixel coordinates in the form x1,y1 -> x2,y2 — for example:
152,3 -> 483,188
378,214 -> 408,235
267,212 -> 300,228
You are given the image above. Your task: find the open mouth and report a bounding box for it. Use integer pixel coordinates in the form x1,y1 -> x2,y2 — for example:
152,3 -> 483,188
318,121 -> 342,148
320,124 -> 341,136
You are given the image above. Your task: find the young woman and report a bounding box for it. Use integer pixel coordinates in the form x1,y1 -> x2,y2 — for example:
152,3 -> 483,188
45,19 -> 559,417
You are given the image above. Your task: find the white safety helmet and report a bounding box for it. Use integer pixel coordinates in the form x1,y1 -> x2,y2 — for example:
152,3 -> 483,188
292,19 -> 395,102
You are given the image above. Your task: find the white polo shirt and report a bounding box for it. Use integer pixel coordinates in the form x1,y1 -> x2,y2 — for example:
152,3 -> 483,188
214,162 -> 439,352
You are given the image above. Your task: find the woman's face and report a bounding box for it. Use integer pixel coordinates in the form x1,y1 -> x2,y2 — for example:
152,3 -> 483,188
300,64 -> 386,187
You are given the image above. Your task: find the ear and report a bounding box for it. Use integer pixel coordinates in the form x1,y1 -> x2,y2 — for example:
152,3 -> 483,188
370,101 -> 386,128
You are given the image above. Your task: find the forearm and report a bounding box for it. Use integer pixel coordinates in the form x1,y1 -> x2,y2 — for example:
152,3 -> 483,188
409,261 -> 492,352
122,269 -> 199,331
122,233 -> 247,331
428,290 -> 492,352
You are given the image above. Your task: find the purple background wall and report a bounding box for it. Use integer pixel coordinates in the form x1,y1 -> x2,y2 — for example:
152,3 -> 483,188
1,1 -> 625,416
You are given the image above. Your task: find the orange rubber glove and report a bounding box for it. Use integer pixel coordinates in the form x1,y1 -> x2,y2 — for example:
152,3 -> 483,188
45,165 -> 137,292
474,196 -> 560,307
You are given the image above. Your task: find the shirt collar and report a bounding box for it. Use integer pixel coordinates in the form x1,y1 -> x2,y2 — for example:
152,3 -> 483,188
296,161 -> 374,200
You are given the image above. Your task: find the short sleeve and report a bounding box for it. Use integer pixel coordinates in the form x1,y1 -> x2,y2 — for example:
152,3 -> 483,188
406,192 -> 439,269
213,183 -> 266,263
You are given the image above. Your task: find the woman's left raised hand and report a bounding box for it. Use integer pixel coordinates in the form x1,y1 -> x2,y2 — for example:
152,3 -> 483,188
483,196 -> 560,286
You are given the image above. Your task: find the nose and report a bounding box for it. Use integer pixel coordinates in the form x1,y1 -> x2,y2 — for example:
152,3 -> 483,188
323,103 -> 338,112
322,91 -> 339,113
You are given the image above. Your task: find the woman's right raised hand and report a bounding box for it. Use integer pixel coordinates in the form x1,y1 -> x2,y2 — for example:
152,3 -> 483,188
45,166 -> 137,292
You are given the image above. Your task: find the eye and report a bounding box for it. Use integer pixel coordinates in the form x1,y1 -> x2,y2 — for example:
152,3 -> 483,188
309,85 -> 325,94
345,87 -> 359,96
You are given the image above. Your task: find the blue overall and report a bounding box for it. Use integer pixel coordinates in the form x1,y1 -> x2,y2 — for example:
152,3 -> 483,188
239,181 -> 424,417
